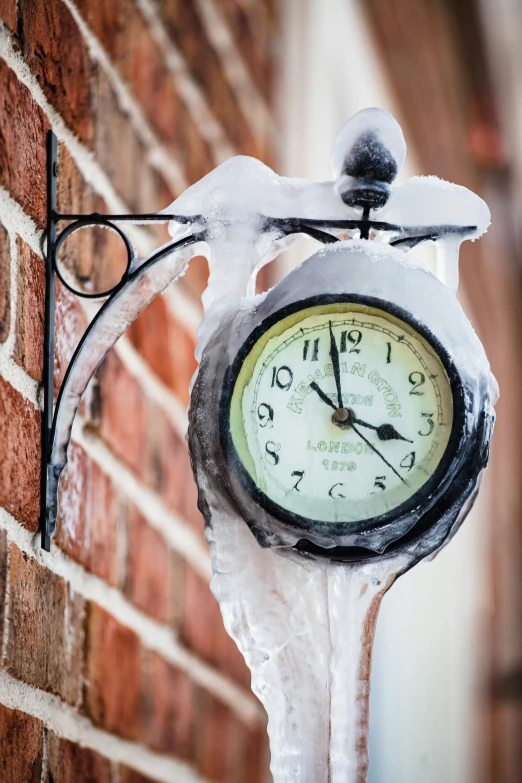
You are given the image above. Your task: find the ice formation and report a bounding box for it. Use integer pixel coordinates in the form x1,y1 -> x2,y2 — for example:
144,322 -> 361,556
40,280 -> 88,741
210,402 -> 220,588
46,108 -> 496,782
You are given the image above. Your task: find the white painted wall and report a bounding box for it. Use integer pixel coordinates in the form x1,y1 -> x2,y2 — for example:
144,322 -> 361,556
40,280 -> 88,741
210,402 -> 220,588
277,2 -> 490,781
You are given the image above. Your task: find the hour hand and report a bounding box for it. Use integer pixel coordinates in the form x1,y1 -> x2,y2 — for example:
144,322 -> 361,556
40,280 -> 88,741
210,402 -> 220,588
352,416 -> 413,443
375,423 -> 413,443
310,381 -> 337,411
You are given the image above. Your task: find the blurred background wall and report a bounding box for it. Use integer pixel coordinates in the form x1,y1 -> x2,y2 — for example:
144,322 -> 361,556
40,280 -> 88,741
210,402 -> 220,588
278,2 -> 522,782
0,1 -> 520,782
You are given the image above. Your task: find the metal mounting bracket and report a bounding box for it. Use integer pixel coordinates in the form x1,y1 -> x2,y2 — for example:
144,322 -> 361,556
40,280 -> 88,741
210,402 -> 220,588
40,131 -> 196,550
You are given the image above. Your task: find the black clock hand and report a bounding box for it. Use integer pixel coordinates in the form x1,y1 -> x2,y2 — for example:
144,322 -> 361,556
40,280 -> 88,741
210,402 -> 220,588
329,320 -> 344,410
309,381 -> 337,411
350,422 -> 408,485
351,416 -> 413,443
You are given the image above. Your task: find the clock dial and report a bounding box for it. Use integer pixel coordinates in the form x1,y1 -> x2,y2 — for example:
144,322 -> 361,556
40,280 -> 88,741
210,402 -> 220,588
229,302 -> 453,526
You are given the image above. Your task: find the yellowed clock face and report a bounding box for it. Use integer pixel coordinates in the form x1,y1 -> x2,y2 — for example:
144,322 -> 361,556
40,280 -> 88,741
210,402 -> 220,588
229,302 -> 454,525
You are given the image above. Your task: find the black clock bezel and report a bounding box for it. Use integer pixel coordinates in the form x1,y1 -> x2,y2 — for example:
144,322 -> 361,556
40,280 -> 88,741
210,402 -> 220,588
219,294 -> 467,547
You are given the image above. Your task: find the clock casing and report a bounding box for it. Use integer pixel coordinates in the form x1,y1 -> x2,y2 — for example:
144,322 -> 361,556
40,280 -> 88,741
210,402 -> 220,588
189,243 -> 494,563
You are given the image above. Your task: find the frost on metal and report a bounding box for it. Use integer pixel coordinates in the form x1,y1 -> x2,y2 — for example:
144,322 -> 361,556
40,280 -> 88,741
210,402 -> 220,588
47,108 -> 496,783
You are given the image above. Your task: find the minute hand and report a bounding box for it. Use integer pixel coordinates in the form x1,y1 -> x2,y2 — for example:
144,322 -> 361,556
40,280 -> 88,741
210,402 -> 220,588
328,320 -> 344,410
350,422 -> 408,485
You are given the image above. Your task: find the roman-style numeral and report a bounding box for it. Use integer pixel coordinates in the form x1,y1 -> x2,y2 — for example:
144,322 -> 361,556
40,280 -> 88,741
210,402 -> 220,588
302,338 -> 319,361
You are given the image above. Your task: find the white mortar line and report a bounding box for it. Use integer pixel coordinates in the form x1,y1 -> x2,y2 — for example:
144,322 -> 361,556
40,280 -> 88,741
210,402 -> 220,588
0,191 -> 43,407
0,186 -> 43,255
0,507 -> 263,726
61,0 -> 187,196
194,0 -> 275,147
0,669 -> 213,783
0,353 -> 40,408
136,0 -> 235,164
0,535 -> 11,667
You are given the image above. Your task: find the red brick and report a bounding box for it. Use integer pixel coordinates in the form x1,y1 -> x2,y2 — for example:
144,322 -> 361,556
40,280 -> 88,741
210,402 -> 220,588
170,549 -> 185,630
127,296 -> 197,405
46,733 -> 112,783
180,567 -> 218,667
180,567 -> 250,690
13,238 -> 45,382
57,144 -> 94,214
193,690 -> 231,782
159,2 -> 258,156
93,68 -> 137,202
0,61 -> 50,228
56,144 -> 129,296
74,0 -> 124,62
0,529 -> 7,654
92,66 -> 175,223
144,654 -> 194,758
0,0 -> 17,31
243,727 -> 271,783
120,4 -> 180,149
76,0 -> 211,171
85,603 -> 143,740
0,222 -> 10,343
157,419 -> 203,536
179,102 -> 215,185
0,378 -> 40,530
219,0 -> 273,100
0,703 -> 43,783
94,352 -> 149,478
119,767 -> 158,783
192,690 -> 268,783
124,510 -> 172,622
6,545 -> 85,705
19,0 -> 93,146
225,719 -> 268,783
56,443 -> 119,584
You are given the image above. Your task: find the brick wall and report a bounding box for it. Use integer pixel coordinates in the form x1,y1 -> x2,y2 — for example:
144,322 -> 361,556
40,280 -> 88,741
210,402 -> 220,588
0,1 -> 277,781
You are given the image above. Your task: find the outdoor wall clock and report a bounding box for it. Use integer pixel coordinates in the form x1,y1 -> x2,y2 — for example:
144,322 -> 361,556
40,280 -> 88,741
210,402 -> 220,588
42,108 -> 496,783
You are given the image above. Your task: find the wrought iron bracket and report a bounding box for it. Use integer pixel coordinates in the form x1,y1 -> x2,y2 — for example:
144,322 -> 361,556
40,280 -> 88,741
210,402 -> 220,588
40,131 -> 200,550
41,129 -> 477,551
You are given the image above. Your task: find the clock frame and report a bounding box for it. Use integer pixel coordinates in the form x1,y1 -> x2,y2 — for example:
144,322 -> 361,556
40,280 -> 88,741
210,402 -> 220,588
189,243 -> 494,564
220,294 -> 467,556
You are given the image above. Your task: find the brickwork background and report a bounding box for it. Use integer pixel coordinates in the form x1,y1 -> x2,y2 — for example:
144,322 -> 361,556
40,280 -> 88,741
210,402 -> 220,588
0,1 -> 277,781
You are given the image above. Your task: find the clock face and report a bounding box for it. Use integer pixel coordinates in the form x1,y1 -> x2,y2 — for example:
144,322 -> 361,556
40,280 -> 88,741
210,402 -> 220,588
227,301 -> 454,528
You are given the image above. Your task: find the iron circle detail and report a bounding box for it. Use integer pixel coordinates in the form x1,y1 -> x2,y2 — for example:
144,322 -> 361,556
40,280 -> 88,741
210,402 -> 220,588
53,218 -> 135,299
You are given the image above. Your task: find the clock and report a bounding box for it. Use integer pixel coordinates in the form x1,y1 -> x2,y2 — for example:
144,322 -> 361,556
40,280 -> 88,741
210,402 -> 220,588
190,242 -> 494,562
